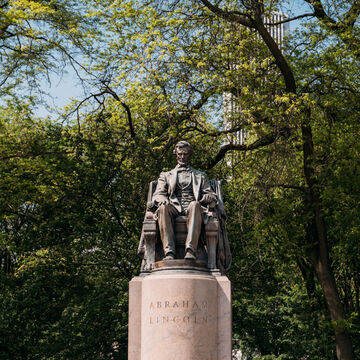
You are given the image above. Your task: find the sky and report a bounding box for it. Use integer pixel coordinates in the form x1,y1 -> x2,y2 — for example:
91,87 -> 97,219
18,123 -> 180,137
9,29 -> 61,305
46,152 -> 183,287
35,67 -> 86,119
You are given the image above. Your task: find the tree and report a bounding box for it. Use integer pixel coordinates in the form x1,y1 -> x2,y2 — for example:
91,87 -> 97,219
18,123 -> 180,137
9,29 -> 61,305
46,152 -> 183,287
1,0 -> 360,358
0,0 -> 98,99
0,103 -> 146,359
193,1 -> 359,358
83,0 -> 359,357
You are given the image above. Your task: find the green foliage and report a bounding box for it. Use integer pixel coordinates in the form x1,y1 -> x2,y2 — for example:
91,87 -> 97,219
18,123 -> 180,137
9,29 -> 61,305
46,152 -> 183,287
0,0 -> 98,98
1,0 -> 360,359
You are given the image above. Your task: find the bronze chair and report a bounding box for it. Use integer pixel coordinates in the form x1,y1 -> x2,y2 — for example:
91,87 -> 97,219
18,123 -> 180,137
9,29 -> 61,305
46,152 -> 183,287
138,180 -> 230,273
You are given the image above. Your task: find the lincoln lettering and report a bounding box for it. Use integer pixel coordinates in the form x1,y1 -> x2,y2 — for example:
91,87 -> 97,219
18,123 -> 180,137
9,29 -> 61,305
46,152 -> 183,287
149,315 -> 208,325
148,299 -> 209,326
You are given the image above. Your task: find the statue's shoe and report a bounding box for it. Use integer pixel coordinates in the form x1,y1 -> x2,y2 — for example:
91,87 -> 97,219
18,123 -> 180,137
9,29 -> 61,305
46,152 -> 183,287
163,252 -> 175,260
184,249 -> 196,260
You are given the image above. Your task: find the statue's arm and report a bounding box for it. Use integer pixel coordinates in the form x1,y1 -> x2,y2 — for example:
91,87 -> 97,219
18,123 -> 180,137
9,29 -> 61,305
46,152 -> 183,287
151,172 -> 169,206
200,173 -> 217,205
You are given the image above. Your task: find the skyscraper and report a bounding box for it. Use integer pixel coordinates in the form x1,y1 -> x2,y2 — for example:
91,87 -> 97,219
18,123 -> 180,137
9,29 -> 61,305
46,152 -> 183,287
223,12 -> 289,145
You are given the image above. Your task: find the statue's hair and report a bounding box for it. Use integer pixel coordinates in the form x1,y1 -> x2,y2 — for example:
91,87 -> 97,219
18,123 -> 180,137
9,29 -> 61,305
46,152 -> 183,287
173,141 -> 193,155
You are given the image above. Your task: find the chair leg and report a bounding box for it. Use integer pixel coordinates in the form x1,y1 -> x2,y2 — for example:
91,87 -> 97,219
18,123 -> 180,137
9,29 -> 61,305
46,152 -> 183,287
143,220 -> 157,270
205,220 -> 219,269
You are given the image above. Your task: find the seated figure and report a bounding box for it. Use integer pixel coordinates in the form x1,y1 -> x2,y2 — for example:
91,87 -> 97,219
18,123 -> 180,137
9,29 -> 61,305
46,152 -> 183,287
138,141 -> 231,273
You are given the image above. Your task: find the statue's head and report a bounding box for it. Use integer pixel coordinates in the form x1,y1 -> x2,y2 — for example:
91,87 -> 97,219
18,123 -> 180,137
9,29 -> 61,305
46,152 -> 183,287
173,141 -> 193,166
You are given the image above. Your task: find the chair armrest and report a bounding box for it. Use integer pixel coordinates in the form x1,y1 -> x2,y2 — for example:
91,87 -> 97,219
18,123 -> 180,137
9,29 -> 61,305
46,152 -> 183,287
207,200 -> 217,211
145,211 -> 155,220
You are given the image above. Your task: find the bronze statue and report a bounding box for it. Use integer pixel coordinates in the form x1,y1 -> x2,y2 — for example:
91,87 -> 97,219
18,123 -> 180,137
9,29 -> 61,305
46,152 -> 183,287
138,141 -> 231,273
150,141 -> 217,260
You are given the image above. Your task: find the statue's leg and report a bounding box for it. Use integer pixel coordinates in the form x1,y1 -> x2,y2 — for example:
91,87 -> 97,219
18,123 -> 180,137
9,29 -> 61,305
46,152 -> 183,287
185,201 -> 203,256
157,204 -> 178,257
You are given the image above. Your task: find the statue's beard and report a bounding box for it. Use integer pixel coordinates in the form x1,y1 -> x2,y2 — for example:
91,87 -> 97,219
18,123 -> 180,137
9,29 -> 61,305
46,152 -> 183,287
177,160 -> 189,166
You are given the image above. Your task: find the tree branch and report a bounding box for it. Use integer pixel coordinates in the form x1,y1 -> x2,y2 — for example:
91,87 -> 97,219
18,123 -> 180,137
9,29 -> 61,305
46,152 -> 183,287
102,85 -> 136,139
254,18 -> 297,93
0,1 -> 8,9
187,124 -> 249,137
305,0 -> 360,56
198,0 -> 255,28
205,127 -> 289,169
190,87 -> 216,111
0,150 -> 73,161
264,13 -> 315,26
121,102 -> 135,138
198,0 -> 297,93
262,183 -> 307,192
304,0 -> 335,24
343,0 -> 360,27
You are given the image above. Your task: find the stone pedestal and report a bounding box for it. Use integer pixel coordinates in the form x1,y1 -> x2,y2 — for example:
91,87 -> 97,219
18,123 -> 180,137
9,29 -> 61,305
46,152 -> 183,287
128,261 -> 231,360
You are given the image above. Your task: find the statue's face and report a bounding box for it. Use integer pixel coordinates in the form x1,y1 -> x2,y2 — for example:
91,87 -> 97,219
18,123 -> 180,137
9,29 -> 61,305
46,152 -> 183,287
176,147 -> 191,166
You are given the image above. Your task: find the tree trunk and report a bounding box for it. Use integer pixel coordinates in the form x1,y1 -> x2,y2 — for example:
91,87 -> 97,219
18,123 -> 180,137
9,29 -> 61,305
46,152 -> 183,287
197,3 -> 355,358
302,121 -> 354,360
3,249 -> 12,274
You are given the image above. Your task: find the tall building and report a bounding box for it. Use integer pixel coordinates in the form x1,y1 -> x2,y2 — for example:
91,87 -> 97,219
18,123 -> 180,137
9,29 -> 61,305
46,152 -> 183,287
265,12 -> 289,46
223,12 -> 289,145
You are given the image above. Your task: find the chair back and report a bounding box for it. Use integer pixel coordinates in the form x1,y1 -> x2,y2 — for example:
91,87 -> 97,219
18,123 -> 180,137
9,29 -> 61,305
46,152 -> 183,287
147,181 -> 158,203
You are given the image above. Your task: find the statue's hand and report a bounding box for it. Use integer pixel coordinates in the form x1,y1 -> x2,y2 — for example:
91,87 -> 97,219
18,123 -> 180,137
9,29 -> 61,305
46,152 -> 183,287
158,199 -> 170,206
147,201 -> 157,211
200,194 -> 217,205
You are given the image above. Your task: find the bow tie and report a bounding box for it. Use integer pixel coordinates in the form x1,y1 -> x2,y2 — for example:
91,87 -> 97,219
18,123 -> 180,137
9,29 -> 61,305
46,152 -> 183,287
177,166 -> 190,172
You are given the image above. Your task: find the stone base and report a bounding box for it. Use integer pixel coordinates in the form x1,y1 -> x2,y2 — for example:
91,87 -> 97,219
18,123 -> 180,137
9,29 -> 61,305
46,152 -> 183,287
153,259 -> 212,274
128,265 -> 231,360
